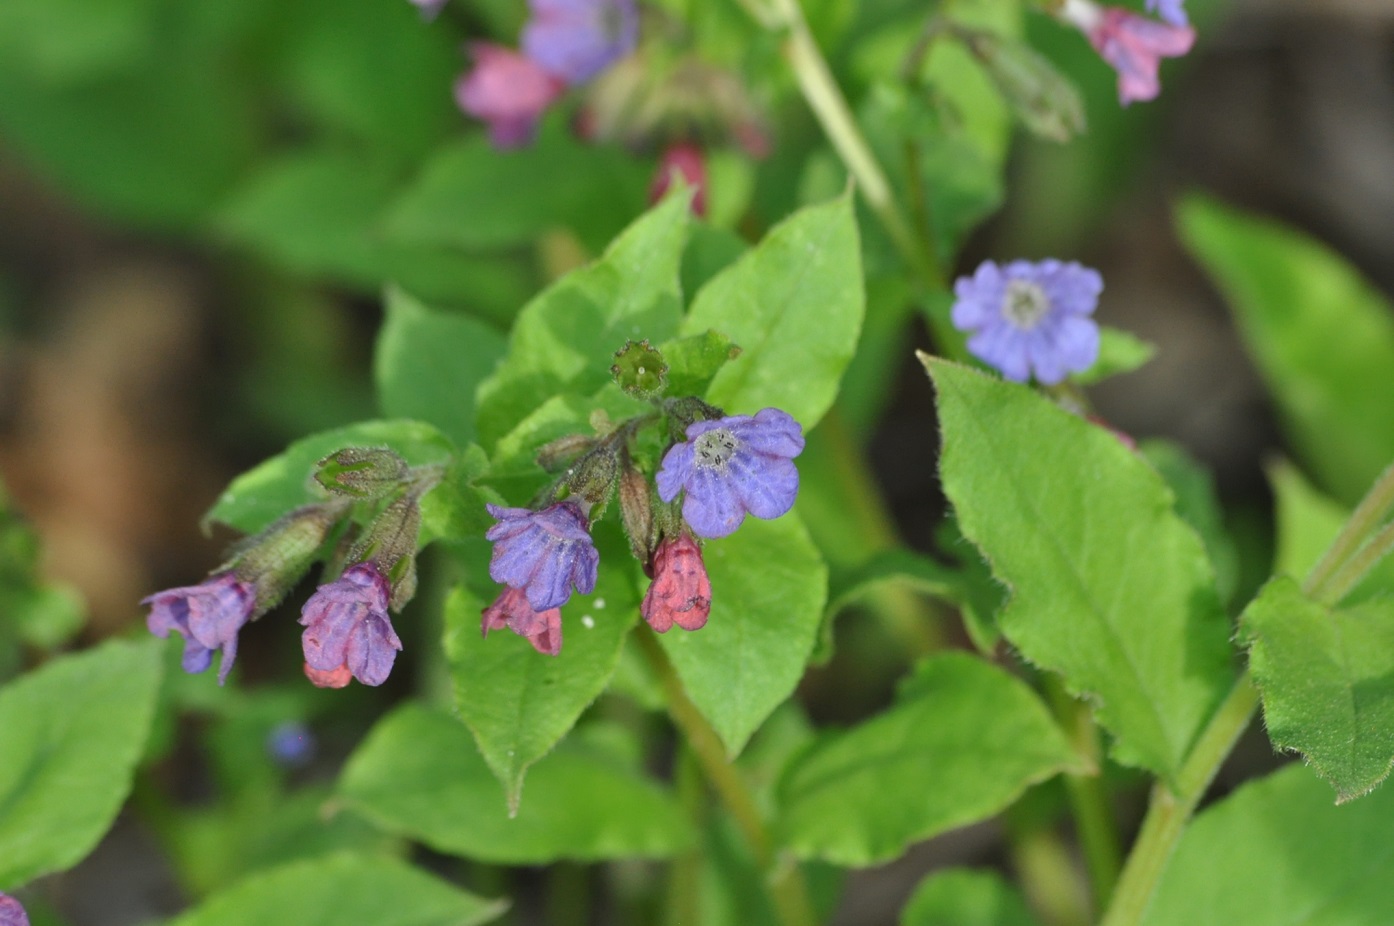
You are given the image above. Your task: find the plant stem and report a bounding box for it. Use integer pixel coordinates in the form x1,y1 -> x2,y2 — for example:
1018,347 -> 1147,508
1098,671 -> 1259,926
1318,520 -> 1394,606
634,628 -> 817,926
1304,460 -> 1394,601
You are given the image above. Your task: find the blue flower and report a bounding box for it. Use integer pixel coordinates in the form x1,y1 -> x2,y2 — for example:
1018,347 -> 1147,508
0,892 -> 29,926
1144,0 -> 1187,27
299,563 -> 402,688
951,259 -> 1103,385
656,408 -> 804,540
143,572 -> 256,684
521,0 -> 638,86
486,501 -> 599,610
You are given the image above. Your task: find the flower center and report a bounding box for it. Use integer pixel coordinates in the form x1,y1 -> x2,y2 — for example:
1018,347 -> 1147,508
694,428 -> 739,470
1001,280 -> 1051,330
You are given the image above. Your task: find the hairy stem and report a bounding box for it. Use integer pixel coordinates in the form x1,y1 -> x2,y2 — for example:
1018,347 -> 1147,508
1318,520 -> 1394,607
1304,460 -> 1394,601
635,628 -> 817,926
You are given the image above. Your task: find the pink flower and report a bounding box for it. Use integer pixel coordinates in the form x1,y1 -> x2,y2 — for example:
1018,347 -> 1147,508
299,563 -> 403,687
1062,0 -> 1195,105
649,142 -> 708,217
482,586 -> 563,655
455,44 -> 566,148
641,534 -> 712,633
143,572 -> 255,684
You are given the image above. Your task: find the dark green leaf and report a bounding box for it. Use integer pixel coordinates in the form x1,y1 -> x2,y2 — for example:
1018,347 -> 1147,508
901,868 -> 1043,926
1142,440 -> 1239,607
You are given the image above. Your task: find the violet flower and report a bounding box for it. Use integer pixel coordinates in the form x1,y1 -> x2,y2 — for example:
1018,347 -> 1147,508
299,562 -> 403,688
482,586 -> 564,655
455,43 -> 566,148
143,572 -> 255,684
522,0 -> 638,86
1061,0 -> 1195,105
656,408 -> 804,540
641,534 -> 712,633
1145,0 -> 1187,27
486,501 -> 598,611
951,259 -> 1103,385
0,892 -> 29,926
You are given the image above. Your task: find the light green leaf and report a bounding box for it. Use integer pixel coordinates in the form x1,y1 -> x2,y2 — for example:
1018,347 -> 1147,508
446,524 -> 639,809
1269,461 -> 1394,603
925,358 -> 1234,778
775,653 -> 1081,866
1178,195 -> 1394,505
1143,763 -> 1394,926
1241,576 -> 1394,801
1075,327 -> 1156,386
901,869 -> 1043,926
660,514 -> 828,757
203,420 -> 453,534
0,638 -> 163,887
166,853 -> 506,926
1142,440 -> 1239,607
475,194 -> 690,448
659,330 -> 742,399
375,287 -> 506,448
681,194 -> 864,429
339,705 -> 694,863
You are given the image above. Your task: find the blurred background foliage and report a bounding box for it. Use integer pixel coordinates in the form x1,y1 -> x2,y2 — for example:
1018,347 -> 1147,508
2,0 -> 1393,922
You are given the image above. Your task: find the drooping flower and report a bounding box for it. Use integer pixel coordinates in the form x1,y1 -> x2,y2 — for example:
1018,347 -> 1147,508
656,408 -> 804,540
299,562 -> 403,688
950,259 -> 1103,385
143,572 -> 256,684
1060,0 -> 1195,105
642,534 -> 712,632
0,892 -> 29,926
1145,0 -> 1187,27
649,141 -> 708,216
455,43 -> 566,148
486,501 -> 598,610
522,0 -> 638,86
482,586 -> 564,655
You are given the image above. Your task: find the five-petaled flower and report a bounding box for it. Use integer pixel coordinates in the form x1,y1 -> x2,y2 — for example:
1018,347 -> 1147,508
1061,0 -> 1195,105
143,572 -> 255,684
486,501 -> 599,610
299,562 -> 403,688
482,586 -> 564,655
642,533 -> 712,632
656,408 -> 804,540
0,892 -> 29,926
455,43 -> 566,148
951,258 -> 1103,385
522,0 -> 638,86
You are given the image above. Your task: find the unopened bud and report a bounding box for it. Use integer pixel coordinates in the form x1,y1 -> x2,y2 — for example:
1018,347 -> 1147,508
618,463 -> 655,565
565,447 -> 620,507
349,492 -> 423,609
960,30 -> 1085,143
611,339 -> 669,399
316,447 -> 409,499
537,433 -> 597,472
228,501 -> 350,615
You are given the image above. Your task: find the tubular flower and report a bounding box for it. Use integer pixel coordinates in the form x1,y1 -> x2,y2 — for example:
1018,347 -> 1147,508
143,572 -> 255,684
299,563 -> 403,688
656,408 -> 804,540
1145,0 -> 1187,26
522,0 -> 638,86
951,259 -> 1103,385
486,501 -> 599,611
482,586 -> 564,655
455,43 -> 566,148
641,534 -> 712,632
0,892 -> 29,926
1061,0 -> 1195,105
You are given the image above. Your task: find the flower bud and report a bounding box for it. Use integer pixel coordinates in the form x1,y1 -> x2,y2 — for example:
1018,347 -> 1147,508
537,433 -> 598,472
564,447 -> 620,507
348,492 -> 423,610
641,533 -> 711,632
649,142 -> 708,216
228,501 -> 350,614
315,447 -> 409,499
959,30 -> 1085,143
618,460 -> 654,566
611,338 -> 669,398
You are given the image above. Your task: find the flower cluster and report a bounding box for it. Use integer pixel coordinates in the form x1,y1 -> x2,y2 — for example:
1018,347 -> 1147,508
1057,0 -> 1195,105
142,451 -> 436,690
0,892 -> 28,926
454,0 -> 637,148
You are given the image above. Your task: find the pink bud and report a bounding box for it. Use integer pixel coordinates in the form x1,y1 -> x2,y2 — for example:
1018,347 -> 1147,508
641,534 -> 712,633
482,586 -> 564,655
1081,3 -> 1195,105
649,142 -> 708,217
455,44 -> 566,148
304,663 -> 354,689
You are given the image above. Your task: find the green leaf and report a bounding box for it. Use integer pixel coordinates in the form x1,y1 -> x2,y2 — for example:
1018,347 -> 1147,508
475,194 -> 690,448
203,420 -> 454,534
1074,327 -> 1156,386
446,524 -> 639,810
775,653 -> 1081,866
659,330 -> 742,399
925,358 -> 1234,778
660,513 -> 828,757
375,288 -> 507,448
0,638 -> 163,887
901,869 -> 1043,926
1142,763 -> 1394,926
1241,576 -> 1394,801
681,193 -> 864,429
0,0 -> 157,83
166,853 -> 506,926
339,705 -> 694,863
1270,461 -> 1394,604
1177,195 -> 1394,505
1141,440 -> 1239,607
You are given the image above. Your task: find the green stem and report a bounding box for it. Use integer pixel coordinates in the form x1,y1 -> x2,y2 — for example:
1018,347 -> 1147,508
1098,672 -> 1259,926
1318,520 -> 1394,606
635,628 -> 817,926
1005,813 -> 1090,926
663,744 -> 706,926
1304,460 -> 1394,601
